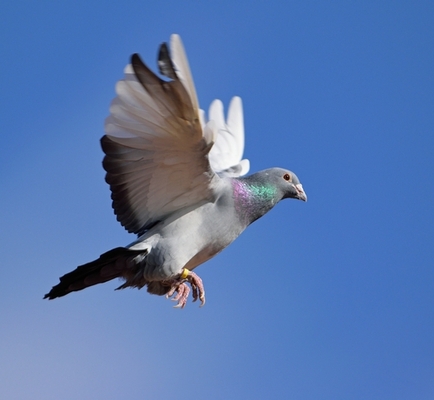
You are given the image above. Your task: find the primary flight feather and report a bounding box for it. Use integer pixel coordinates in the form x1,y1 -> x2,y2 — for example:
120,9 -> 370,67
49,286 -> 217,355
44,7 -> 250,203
44,34 -> 307,308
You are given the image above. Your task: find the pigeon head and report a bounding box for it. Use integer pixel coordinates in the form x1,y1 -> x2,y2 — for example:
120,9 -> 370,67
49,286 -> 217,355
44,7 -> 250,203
264,168 -> 307,202
232,168 -> 307,225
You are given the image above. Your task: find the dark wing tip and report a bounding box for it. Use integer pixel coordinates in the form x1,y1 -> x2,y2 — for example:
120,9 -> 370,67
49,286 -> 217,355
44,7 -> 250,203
43,288 -> 61,300
158,42 -> 177,80
131,52 -> 141,63
131,53 -> 146,73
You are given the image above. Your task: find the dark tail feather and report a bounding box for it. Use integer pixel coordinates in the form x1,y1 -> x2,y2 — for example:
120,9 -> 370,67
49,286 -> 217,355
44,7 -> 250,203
44,247 -> 142,300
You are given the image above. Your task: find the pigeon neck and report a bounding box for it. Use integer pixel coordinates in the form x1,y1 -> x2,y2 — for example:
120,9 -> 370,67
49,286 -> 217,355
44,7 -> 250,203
232,178 -> 278,226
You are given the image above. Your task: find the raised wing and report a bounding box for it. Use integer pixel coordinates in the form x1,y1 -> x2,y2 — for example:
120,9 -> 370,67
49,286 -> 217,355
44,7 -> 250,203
168,34 -> 200,117
208,97 -> 250,177
170,33 -> 249,177
102,36 -> 219,235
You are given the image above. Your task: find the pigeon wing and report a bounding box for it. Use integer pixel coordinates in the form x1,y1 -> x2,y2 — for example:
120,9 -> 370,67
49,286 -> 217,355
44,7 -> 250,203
102,36 -> 218,235
208,97 -> 250,177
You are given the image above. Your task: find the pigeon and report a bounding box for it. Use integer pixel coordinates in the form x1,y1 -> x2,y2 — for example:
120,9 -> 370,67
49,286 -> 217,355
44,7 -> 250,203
44,34 -> 307,308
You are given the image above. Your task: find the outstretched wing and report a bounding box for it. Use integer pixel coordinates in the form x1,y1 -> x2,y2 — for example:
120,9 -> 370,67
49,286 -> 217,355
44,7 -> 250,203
167,34 -> 249,178
207,97 -> 250,177
102,35 -> 219,235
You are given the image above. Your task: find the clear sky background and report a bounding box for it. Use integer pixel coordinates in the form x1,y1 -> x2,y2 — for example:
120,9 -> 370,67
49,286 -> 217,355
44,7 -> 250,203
1,1 -> 433,399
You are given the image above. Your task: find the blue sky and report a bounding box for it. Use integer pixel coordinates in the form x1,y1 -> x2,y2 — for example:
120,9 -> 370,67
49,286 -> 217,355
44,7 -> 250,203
1,1 -> 433,399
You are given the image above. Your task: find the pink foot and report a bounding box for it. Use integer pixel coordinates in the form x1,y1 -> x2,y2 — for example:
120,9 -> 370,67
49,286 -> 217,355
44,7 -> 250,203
165,270 -> 206,308
188,271 -> 205,306
167,282 -> 190,308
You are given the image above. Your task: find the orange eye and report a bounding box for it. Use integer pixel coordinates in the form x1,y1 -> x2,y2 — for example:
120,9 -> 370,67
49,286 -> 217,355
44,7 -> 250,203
283,173 -> 291,182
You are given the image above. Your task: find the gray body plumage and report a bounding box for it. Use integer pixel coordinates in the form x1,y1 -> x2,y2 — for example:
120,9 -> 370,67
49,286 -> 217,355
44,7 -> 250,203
44,35 -> 306,305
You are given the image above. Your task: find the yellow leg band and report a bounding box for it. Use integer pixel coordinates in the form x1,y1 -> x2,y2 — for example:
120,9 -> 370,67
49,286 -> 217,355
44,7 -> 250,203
180,268 -> 189,279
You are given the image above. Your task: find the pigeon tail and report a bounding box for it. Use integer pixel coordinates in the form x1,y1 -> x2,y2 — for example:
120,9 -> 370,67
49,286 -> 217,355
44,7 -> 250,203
44,247 -> 144,299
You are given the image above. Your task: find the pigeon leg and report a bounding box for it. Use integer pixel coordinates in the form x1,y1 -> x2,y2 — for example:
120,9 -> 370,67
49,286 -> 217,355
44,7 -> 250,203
164,269 -> 206,308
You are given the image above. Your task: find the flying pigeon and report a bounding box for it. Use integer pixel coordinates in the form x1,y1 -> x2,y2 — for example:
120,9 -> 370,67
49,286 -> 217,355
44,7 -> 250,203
44,34 -> 307,308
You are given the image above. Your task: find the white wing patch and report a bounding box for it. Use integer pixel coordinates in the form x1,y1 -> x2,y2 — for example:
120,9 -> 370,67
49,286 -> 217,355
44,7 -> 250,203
207,97 -> 250,177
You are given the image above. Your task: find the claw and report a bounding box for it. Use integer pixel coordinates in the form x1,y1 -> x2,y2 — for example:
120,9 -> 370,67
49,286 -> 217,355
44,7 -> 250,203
191,284 -> 198,302
163,269 -> 206,308
172,283 -> 189,303
171,284 -> 184,301
165,285 -> 177,299
187,271 -> 205,307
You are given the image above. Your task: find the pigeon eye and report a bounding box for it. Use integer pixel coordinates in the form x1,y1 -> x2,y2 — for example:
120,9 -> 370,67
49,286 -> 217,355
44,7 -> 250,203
283,173 -> 291,182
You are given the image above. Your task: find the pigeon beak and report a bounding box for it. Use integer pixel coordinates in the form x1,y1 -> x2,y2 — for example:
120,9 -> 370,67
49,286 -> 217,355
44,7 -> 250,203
295,183 -> 307,202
